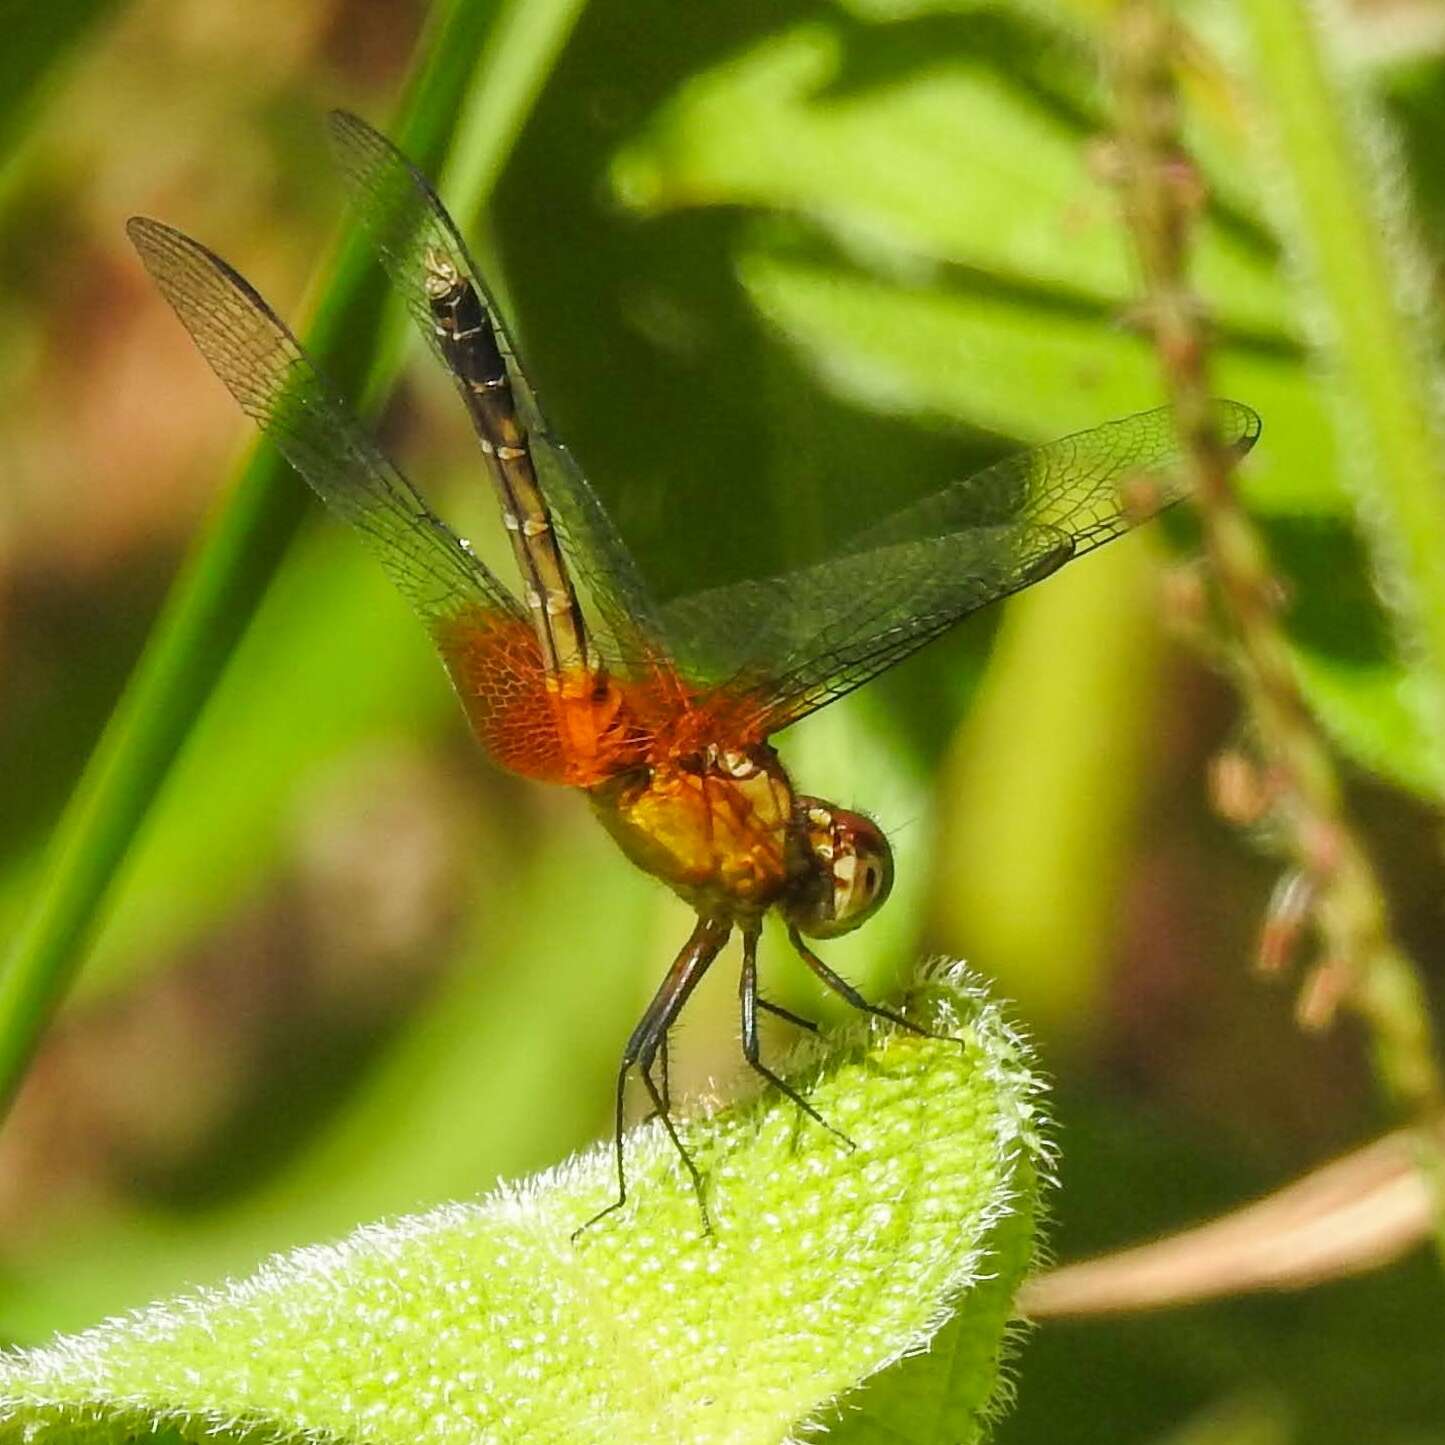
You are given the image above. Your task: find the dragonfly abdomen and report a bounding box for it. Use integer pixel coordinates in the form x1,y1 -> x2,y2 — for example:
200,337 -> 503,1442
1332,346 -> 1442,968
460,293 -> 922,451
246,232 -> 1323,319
424,250 -> 590,683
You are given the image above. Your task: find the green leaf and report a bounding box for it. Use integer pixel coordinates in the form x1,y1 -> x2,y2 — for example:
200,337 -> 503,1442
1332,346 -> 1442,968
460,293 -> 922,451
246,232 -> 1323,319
610,22 -> 1286,336
735,243 -> 1332,510
0,962 -> 1047,1445
604,9 -> 1445,799
0,531 -> 453,1005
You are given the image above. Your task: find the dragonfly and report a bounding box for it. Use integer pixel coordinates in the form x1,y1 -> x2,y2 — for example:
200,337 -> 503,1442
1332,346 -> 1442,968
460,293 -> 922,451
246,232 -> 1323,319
128,111 -> 1261,1236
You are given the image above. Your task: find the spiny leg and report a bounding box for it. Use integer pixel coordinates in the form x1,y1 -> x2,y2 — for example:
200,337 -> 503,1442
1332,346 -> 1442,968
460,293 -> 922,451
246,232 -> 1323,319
639,1028 -> 672,1126
739,926 -> 854,1150
636,1037 -> 708,1230
659,1029 -> 671,1112
757,997 -> 819,1033
578,987 -> 697,1241
787,923 -> 960,1045
573,915 -> 731,1241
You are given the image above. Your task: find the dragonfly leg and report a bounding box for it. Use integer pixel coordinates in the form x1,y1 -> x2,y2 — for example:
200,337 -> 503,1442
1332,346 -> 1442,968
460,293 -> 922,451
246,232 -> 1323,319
573,915 -> 730,1241
756,997 -> 819,1033
642,1029 -> 671,1118
636,1036 -> 708,1230
787,923 -> 959,1045
739,926 -> 854,1150
660,1030 -> 671,1112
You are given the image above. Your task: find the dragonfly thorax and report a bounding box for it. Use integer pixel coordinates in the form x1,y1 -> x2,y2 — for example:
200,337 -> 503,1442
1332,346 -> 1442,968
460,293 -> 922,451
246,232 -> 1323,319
587,745 -> 893,935
589,744 -> 800,918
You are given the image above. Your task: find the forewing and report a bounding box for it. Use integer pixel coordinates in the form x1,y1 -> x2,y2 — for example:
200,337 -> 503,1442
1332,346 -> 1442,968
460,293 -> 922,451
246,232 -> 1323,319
859,400 -> 1260,553
661,525 -> 1074,738
126,217 -> 575,782
325,110 -> 669,673
662,401 -> 1261,736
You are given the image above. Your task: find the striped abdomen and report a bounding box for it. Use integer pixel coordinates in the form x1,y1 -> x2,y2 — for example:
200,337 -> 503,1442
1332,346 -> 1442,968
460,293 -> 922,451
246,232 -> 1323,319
423,248 -> 589,683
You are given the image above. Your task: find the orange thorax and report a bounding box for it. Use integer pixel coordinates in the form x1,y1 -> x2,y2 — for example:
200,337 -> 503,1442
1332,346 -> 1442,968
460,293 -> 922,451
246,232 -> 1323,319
589,745 -> 796,918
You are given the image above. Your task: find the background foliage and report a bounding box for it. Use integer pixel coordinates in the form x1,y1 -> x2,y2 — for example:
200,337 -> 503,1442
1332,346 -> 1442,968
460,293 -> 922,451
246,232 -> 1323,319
0,0 -> 1442,1439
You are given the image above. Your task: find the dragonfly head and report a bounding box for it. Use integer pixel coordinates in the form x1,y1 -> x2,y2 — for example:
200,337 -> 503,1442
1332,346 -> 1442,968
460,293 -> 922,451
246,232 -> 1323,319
785,798 -> 894,939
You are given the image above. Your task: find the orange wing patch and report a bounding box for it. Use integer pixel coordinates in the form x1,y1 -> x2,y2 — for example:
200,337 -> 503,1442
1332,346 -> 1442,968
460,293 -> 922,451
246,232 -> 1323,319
433,605 -> 678,787
432,607 -> 574,783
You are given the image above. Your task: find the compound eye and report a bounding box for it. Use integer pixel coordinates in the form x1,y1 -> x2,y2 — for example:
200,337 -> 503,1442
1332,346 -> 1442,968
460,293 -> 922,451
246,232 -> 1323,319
789,801 -> 894,939
834,816 -> 893,928
852,853 -> 888,909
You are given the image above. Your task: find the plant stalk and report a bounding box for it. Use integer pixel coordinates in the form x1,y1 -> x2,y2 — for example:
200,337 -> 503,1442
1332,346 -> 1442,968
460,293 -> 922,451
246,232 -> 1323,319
1108,0 -> 1445,1251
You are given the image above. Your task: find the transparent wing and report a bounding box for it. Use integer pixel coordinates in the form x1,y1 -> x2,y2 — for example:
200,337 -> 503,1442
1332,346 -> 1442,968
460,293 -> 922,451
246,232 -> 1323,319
325,110 -> 669,672
858,401 -> 1259,554
662,401 -> 1261,736
126,216 -> 518,626
126,217 -> 581,783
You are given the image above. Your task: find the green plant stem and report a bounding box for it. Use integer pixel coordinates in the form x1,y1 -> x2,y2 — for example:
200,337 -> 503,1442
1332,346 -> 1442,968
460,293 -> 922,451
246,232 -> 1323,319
1108,0 -> 1445,1244
1234,0 -> 1445,778
0,0 -> 585,1120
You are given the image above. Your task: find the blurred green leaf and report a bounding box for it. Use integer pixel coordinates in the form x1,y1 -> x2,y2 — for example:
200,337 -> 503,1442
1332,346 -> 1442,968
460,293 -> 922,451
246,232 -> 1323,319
601,6 -> 1444,797
1149,1393 -> 1295,1445
734,241 -> 1329,510
42,532 -> 452,1001
0,0 -> 123,167
611,22 -> 1285,335
0,963 -> 1047,1445
930,540 -> 1166,1044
